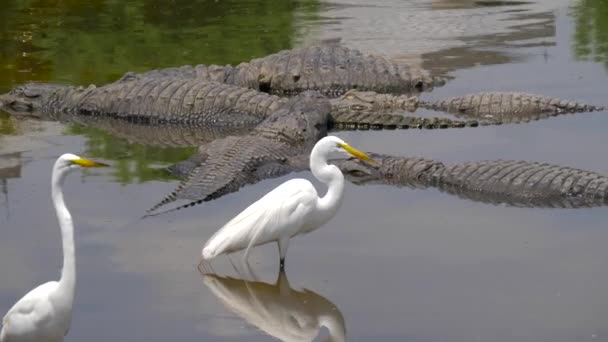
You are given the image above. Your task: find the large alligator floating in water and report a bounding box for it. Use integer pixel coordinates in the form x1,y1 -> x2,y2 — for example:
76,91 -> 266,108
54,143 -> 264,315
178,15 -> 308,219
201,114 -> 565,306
118,45 -> 444,96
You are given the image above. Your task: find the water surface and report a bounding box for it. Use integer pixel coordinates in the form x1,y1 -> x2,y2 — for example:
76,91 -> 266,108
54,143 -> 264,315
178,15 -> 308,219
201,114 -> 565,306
1,1 -> 608,341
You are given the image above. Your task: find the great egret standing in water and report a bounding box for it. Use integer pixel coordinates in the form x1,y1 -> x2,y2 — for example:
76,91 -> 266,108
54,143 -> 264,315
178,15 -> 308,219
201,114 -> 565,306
201,135 -> 374,269
1,154 -> 108,342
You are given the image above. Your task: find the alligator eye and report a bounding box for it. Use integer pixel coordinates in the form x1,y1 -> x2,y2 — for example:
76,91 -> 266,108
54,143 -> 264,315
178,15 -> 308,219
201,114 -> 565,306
347,169 -> 367,177
350,104 -> 365,111
23,89 -> 41,98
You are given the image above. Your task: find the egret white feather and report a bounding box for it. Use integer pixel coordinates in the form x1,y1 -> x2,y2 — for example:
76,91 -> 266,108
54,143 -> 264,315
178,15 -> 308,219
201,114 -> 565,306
0,153 -> 107,342
201,135 -> 374,269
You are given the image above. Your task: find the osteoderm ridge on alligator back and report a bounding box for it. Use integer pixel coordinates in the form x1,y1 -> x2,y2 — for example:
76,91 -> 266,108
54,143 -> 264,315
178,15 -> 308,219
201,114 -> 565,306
148,148 -> 608,215
119,45 -> 445,97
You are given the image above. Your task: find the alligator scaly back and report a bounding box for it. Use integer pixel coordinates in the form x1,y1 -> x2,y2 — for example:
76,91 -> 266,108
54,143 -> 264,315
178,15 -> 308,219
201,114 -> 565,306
118,45 -> 444,97
334,153 -> 608,208
231,45 -> 444,96
75,78 -> 288,126
432,160 -> 608,208
421,92 -> 605,123
144,91 -> 330,216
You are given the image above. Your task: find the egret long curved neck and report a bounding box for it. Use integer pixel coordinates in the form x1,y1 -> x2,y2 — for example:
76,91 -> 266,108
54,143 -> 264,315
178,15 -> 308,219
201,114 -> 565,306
310,146 -> 345,221
52,165 -> 76,296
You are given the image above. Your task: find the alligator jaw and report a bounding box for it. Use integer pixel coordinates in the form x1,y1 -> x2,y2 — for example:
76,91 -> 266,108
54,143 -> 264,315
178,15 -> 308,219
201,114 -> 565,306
0,93 -> 36,117
0,94 -> 32,116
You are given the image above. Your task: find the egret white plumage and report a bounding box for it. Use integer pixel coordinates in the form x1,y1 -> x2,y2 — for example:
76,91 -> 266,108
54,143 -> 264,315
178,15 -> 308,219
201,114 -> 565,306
201,135 -> 374,269
0,154 -> 108,342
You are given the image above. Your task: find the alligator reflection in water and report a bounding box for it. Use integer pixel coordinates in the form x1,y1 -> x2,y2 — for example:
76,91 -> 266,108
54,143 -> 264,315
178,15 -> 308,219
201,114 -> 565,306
0,152 -> 20,218
202,268 -> 346,342
572,0 -> 608,70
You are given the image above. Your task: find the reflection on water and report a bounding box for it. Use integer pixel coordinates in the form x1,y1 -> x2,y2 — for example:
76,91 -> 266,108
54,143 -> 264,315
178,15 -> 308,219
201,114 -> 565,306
0,0 -> 321,89
0,112 -> 16,135
0,152 -> 20,180
421,10 -> 555,76
0,152 -> 19,218
202,266 -> 346,342
0,1 -> 606,341
430,0 -> 534,10
0,0 -> 321,185
66,124 -> 195,184
572,0 -> 608,69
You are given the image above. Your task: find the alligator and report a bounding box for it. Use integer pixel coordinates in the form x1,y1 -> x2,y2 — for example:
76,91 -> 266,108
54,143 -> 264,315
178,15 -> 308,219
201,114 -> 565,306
119,45 -> 445,96
2,81 -> 488,132
167,150 -> 608,210
3,82 -> 603,134
420,92 -> 605,123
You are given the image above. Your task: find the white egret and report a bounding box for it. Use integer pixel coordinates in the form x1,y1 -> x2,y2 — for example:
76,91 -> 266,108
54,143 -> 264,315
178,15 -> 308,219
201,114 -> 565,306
201,135 -> 374,269
0,154 -> 108,342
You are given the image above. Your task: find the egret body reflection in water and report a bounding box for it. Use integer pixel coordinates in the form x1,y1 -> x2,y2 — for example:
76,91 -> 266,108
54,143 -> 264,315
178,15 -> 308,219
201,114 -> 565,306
202,267 -> 346,342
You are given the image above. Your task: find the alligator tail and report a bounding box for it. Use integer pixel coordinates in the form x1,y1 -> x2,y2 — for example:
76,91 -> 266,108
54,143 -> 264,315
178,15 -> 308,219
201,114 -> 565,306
143,198 -> 208,218
144,193 -> 179,217
144,179 -> 192,217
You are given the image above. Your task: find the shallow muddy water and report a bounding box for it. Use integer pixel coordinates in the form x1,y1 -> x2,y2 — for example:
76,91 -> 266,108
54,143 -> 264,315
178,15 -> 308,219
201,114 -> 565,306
1,1 -> 607,341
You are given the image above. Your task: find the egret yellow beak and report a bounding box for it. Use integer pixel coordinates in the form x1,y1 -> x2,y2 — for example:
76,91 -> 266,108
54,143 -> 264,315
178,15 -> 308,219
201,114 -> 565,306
338,143 -> 377,165
71,158 -> 109,168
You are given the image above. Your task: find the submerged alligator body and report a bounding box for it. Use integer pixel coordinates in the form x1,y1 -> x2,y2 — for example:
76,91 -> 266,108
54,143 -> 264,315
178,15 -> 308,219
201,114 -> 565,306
120,45 -> 444,96
168,150 -> 608,210
421,92 -> 605,123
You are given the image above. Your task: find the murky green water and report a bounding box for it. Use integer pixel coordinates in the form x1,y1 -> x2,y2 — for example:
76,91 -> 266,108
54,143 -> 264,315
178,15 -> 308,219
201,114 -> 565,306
1,1 -> 608,341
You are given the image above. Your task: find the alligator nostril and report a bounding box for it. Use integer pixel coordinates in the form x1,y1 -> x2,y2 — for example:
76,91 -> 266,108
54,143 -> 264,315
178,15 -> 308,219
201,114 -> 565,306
259,81 -> 271,93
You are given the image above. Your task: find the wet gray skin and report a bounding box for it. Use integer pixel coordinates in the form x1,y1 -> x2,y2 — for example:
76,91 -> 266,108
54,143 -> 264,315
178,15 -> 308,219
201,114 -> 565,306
1,1 -> 608,342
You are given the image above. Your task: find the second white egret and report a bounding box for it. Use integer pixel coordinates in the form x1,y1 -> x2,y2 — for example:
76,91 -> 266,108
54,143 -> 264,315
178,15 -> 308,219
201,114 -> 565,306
1,154 -> 108,342
201,135 -> 374,269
